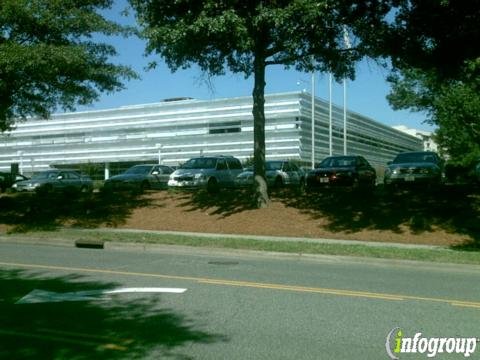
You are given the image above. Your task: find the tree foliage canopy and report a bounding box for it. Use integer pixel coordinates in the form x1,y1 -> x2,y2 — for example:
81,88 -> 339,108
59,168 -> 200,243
130,0 -> 390,79
377,0 -> 480,79
387,62 -> 480,165
380,1 -> 480,165
129,0 -> 391,206
0,0 -> 137,131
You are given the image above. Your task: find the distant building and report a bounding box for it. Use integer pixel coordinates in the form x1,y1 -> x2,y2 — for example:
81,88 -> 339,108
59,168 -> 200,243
392,125 -> 438,152
0,92 -> 422,178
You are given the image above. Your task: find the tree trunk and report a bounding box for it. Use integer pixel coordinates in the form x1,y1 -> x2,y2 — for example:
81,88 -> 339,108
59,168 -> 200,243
252,52 -> 269,208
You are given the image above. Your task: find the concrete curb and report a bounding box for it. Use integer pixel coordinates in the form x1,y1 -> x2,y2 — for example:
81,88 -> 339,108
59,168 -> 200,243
2,233 -> 479,272
0,227 -> 448,251
77,227 -> 446,250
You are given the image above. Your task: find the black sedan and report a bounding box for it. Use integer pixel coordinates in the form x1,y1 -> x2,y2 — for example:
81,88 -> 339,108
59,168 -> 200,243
12,170 -> 93,193
306,156 -> 376,190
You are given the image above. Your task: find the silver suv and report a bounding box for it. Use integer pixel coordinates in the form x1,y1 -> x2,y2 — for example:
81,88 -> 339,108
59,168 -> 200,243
168,156 -> 243,193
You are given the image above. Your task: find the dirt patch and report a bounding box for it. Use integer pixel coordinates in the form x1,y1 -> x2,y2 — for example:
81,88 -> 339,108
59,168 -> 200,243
115,190 -> 475,247
1,187 -> 479,247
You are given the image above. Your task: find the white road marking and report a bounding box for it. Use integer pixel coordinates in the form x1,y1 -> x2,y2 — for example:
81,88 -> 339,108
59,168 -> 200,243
16,287 -> 187,304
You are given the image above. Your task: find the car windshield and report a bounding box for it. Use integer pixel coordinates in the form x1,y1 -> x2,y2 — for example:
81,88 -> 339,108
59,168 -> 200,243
393,153 -> 437,164
31,171 -> 59,180
317,157 -> 356,168
180,158 -> 217,169
124,165 -> 152,175
265,162 -> 283,171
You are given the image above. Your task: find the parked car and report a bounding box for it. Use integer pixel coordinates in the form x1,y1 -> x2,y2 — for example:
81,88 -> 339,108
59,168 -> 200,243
0,172 -> 28,192
168,156 -> 243,193
444,161 -> 480,185
104,164 -> 174,192
12,169 -> 93,193
384,151 -> 443,188
236,160 -> 305,188
306,155 -> 376,189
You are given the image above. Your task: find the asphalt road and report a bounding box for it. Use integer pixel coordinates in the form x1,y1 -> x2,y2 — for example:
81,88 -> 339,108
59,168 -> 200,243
0,241 -> 479,359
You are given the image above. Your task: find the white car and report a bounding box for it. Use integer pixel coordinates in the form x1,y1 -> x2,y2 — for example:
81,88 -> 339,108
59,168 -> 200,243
236,160 -> 305,188
168,156 -> 243,193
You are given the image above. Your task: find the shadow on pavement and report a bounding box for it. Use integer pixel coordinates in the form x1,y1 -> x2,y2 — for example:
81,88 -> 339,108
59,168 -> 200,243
0,269 -> 224,360
0,190 -> 162,233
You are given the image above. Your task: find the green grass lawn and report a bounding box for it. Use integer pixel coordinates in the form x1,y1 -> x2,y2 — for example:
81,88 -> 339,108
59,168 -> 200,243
2,228 -> 480,266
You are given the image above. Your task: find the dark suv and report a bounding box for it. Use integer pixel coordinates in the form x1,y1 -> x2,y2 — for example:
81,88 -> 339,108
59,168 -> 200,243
384,151 -> 444,187
168,156 -> 243,193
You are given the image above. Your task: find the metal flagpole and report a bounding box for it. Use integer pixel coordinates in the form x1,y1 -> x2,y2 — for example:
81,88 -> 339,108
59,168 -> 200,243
311,71 -> 315,169
329,73 -> 333,156
342,26 -> 351,156
343,78 -> 347,155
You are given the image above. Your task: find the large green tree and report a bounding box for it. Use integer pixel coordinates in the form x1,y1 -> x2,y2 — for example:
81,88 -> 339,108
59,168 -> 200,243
374,1 -> 480,165
373,0 -> 480,78
387,63 -> 480,165
129,0 -> 391,207
0,0 -> 136,132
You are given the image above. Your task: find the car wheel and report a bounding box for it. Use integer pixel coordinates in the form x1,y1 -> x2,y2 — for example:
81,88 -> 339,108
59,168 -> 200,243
207,178 -> 218,194
274,176 -> 284,188
297,177 -> 306,193
351,177 -> 360,189
140,181 -> 150,192
38,184 -> 53,195
384,182 -> 395,195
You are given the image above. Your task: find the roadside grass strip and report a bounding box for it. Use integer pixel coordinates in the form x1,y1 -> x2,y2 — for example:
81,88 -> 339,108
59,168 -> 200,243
2,228 -> 480,265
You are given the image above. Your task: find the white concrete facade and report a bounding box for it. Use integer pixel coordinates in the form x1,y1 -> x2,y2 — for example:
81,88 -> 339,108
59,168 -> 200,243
0,92 -> 422,177
393,125 -> 438,152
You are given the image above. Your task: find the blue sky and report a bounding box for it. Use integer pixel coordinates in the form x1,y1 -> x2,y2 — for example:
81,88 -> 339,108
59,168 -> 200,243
79,1 -> 433,132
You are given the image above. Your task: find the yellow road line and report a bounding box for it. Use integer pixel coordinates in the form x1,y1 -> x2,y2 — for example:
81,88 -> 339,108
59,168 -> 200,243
451,302 -> 480,309
198,279 -> 405,301
1,261 -> 479,308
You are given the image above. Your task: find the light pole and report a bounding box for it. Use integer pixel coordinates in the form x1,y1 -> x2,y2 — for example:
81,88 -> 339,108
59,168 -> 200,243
156,143 -> 163,164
